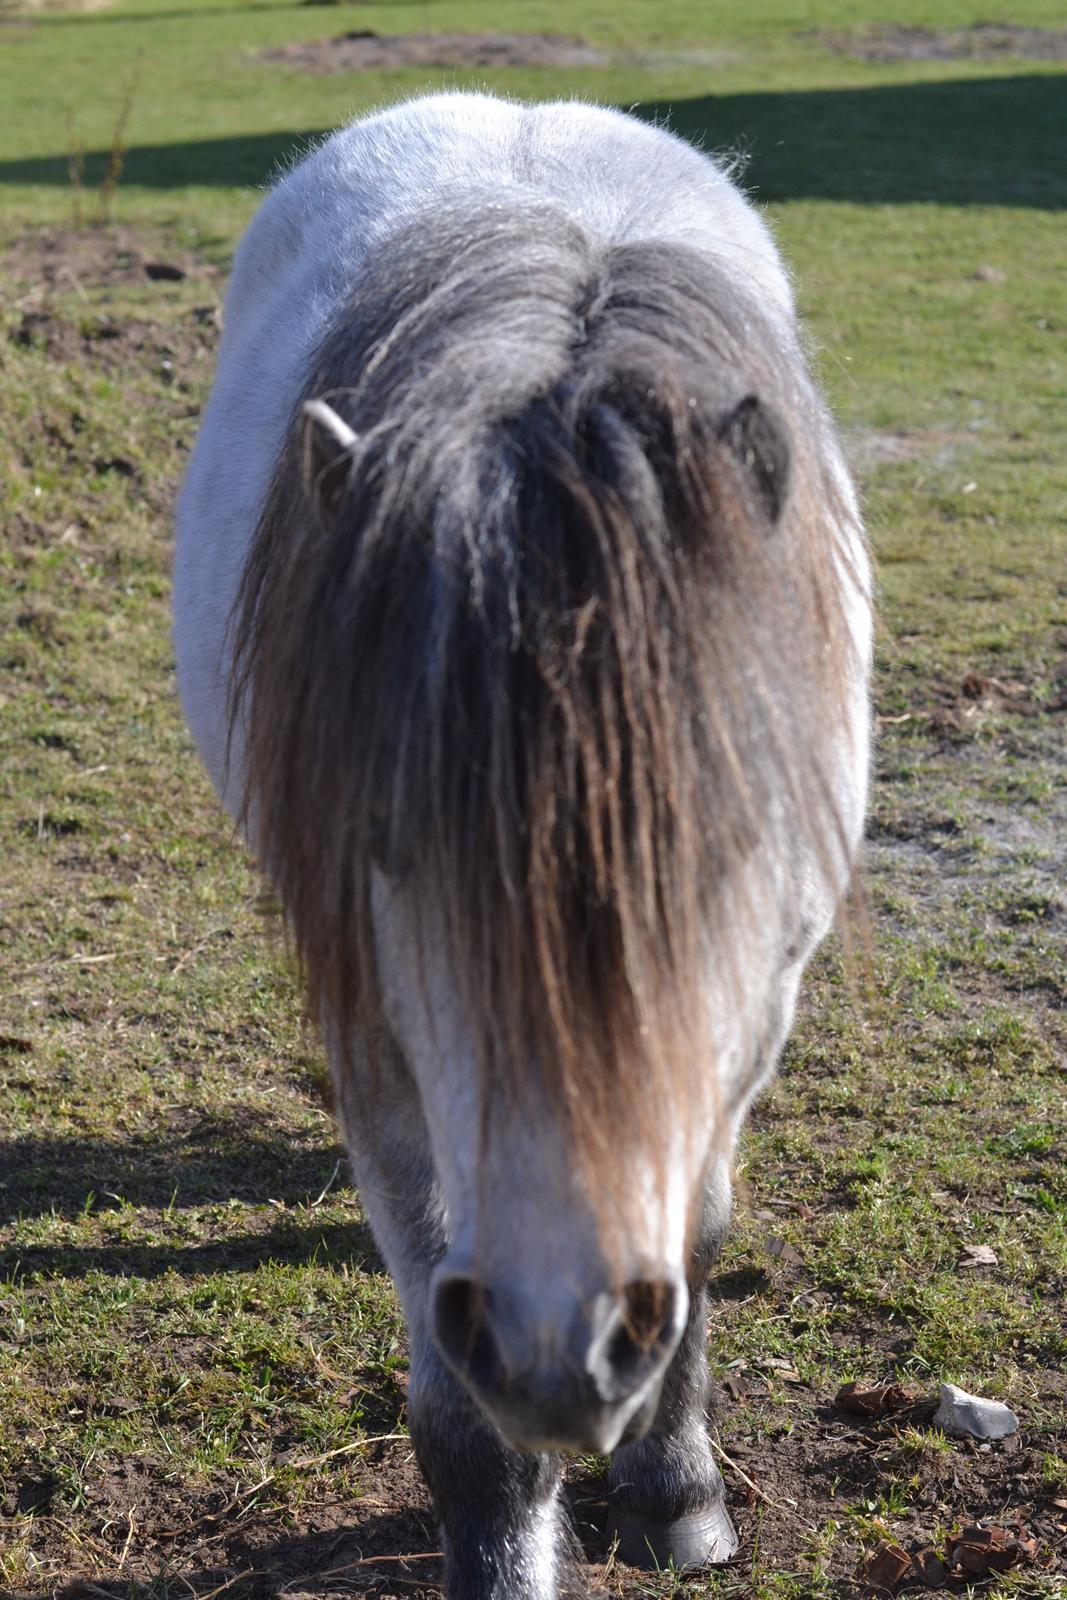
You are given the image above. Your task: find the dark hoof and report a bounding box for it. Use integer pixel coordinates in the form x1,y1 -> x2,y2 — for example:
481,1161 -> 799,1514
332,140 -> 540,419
610,1500 -> 738,1570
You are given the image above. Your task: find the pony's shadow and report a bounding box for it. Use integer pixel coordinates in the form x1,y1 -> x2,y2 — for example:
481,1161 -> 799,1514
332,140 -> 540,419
37,1479 -> 625,1600
45,1506 -> 445,1600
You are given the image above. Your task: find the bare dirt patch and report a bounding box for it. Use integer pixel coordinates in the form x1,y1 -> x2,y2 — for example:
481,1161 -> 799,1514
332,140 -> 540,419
3,226 -> 221,396
812,23 -> 1067,63
8,300 -> 217,382
258,29 -> 607,74
4,225 -> 220,297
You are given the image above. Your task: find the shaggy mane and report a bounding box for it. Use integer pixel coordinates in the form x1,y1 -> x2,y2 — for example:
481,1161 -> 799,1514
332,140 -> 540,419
229,198 -> 860,1233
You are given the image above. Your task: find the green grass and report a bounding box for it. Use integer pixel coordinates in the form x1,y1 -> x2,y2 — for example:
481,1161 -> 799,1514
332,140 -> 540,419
1,0 -> 1065,1595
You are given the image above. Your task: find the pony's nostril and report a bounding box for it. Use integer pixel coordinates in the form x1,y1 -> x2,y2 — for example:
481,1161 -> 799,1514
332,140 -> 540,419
597,1279 -> 682,1397
622,1279 -> 678,1353
432,1274 -> 500,1390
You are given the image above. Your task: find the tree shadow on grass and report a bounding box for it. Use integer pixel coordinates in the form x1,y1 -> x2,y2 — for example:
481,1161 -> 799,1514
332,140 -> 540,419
0,74 -> 1063,206
651,74 -> 1067,208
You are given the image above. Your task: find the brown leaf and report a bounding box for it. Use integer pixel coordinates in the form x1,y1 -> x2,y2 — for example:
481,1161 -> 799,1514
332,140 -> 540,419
860,1542 -> 912,1594
835,1380 -> 916,1416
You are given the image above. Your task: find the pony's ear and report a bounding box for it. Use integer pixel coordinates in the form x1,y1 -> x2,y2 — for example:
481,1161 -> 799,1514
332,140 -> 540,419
717,394 -> 792,526
302,397 -> 359,519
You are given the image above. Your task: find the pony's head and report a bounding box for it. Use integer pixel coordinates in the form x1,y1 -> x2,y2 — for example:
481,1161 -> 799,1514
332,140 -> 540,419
231,199 -> 869,1451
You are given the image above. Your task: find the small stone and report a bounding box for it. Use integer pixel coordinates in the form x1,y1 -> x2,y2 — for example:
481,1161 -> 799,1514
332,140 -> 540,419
933,1382 -> 1018,1440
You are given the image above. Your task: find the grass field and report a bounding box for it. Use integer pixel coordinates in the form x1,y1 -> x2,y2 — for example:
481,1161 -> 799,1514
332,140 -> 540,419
1,2 -> 1065,1597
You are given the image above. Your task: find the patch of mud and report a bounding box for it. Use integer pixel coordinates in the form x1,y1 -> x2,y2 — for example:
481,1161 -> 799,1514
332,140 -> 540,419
259,29 -> 607,73
811,22 -> 1067,64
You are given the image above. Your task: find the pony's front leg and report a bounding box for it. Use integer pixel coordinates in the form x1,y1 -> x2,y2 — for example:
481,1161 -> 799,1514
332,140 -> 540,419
606,1170 -> 737,1571
335,1070 -> 565,1600
408,1339 -> 564,1600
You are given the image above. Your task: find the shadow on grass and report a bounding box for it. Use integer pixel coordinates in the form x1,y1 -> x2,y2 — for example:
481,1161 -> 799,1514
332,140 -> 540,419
0,1114 -> 351,1223
657,74 -> 1067,207
0,1216 -> 381,1279
0,75 -> 1064,205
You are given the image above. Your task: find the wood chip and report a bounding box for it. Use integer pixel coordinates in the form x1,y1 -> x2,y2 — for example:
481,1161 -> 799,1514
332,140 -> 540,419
860,1541 -> 912,1593
755,1355 -> 802,1380
910,1546 -> 948,1587
946,1523 -> 1037,1576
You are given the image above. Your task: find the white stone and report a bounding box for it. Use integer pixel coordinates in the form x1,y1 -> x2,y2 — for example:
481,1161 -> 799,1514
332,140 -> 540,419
933,1383 -> 1018,1440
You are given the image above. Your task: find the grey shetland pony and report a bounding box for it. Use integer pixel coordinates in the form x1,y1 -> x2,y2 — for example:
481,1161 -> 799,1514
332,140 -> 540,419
175,92 -> 871,1598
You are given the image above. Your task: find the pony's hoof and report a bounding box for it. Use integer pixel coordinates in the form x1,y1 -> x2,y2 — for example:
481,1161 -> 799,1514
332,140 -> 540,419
610,1500 -> 738,1570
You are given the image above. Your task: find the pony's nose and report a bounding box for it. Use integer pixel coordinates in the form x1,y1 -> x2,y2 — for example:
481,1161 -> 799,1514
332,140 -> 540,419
431,1269 -> 687,1451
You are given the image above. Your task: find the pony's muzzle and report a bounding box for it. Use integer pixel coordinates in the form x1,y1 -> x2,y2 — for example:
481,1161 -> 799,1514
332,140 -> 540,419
431,1267 -> 687,1453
